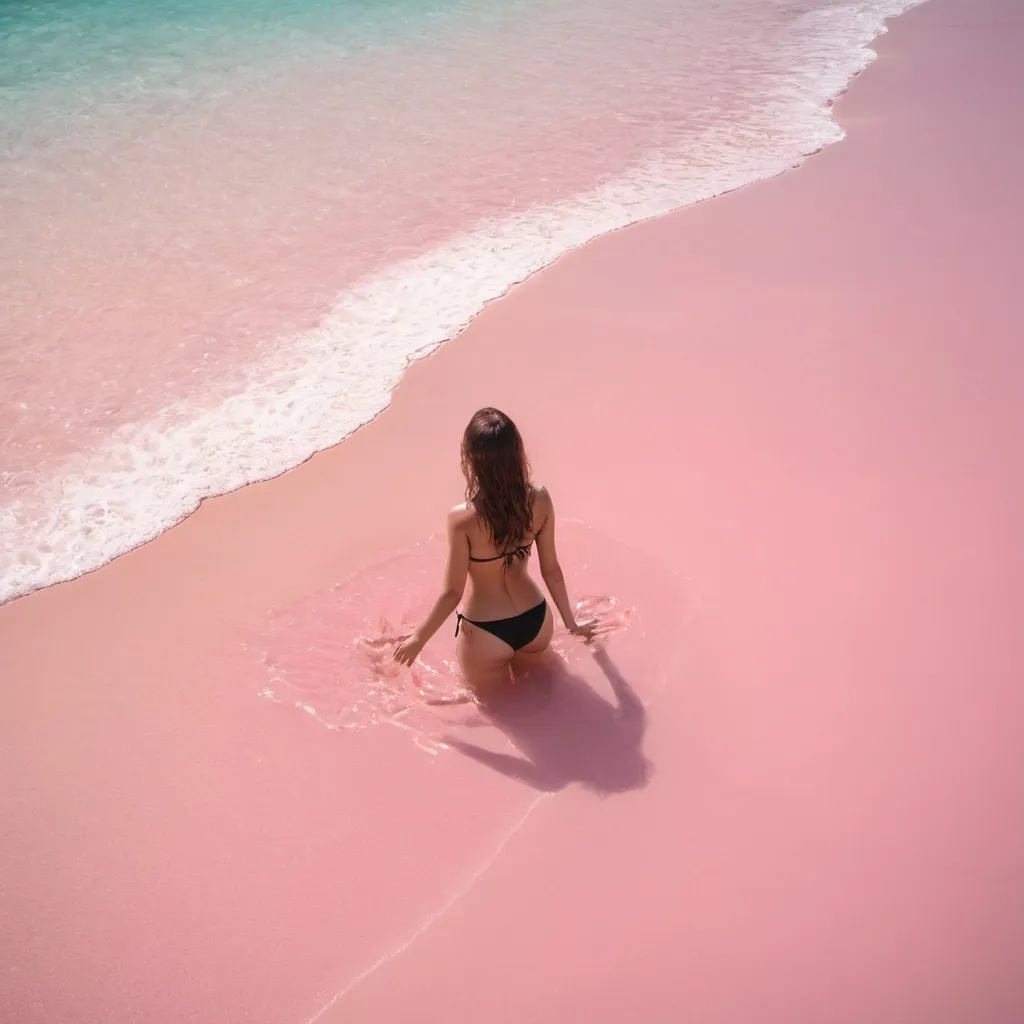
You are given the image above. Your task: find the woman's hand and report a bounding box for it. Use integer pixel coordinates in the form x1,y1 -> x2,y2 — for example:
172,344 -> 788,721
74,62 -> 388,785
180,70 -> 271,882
568,618 -> 600,642
393,633 -> 425,666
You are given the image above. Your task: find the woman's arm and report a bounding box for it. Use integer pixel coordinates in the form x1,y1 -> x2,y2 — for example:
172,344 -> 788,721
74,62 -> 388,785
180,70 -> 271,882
533,486 -> 596,640
394,509 -> 470,665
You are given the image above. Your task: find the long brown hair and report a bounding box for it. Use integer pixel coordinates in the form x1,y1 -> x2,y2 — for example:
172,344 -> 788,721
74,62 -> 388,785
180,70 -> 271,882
461,408 -> 533,567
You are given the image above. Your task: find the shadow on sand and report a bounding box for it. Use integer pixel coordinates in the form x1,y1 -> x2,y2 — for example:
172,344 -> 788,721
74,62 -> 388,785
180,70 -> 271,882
442,646 -> 650,794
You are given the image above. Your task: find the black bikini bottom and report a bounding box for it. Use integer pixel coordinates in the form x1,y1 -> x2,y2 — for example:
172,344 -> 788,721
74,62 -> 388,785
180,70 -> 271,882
455,600 -> 547,651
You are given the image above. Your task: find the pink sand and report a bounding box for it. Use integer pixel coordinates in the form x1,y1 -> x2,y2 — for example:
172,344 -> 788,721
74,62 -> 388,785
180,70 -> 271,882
3,0 -> 1023,1021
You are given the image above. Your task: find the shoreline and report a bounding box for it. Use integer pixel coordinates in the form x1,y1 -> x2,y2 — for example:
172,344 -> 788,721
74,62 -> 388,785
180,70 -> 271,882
4,0 -> 1024,1022
1,1 -> 922,607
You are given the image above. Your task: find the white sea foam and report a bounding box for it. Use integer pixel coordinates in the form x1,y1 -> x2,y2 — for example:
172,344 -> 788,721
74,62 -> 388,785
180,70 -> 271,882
0,0 -> 926,603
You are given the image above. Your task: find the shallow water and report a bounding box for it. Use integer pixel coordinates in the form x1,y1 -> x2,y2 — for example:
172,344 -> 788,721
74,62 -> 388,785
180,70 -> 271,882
253,521 -> 684,753
1,0 -> 921,602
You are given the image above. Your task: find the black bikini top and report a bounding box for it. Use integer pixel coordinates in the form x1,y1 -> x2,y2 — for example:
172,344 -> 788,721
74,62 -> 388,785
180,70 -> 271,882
468,541 -> 533,563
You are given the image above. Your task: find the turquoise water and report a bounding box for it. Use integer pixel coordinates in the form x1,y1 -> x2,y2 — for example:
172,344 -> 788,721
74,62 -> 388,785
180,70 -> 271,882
0,0 -> 474,159
0,0 -> 924,602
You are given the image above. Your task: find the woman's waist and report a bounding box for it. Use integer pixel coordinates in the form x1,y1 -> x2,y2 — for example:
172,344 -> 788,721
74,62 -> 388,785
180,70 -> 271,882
463,578 -> 545,621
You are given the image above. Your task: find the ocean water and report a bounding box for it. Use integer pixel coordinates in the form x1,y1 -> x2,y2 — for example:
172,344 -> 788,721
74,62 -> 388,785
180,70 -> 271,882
1,0 -> 923,602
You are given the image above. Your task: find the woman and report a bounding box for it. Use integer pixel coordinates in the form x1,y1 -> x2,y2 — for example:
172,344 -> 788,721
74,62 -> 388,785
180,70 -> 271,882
393,407 -> 597,692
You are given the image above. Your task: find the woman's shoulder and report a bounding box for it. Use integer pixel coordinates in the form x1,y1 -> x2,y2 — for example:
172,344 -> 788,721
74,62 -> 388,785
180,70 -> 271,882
529,484 -> 553,533
447,501 -> 476,530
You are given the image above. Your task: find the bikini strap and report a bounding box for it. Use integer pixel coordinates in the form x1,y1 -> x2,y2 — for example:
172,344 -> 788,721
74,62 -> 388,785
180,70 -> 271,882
467,541 -> 533,563
455,612 -> 464,637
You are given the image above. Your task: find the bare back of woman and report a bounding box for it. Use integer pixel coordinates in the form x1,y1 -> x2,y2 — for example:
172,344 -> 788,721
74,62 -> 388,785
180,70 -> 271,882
393,408 -> 596,695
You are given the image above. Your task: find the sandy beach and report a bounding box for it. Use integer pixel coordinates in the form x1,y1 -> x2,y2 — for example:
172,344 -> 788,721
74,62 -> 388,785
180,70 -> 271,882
3,0 -> 1023,1021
